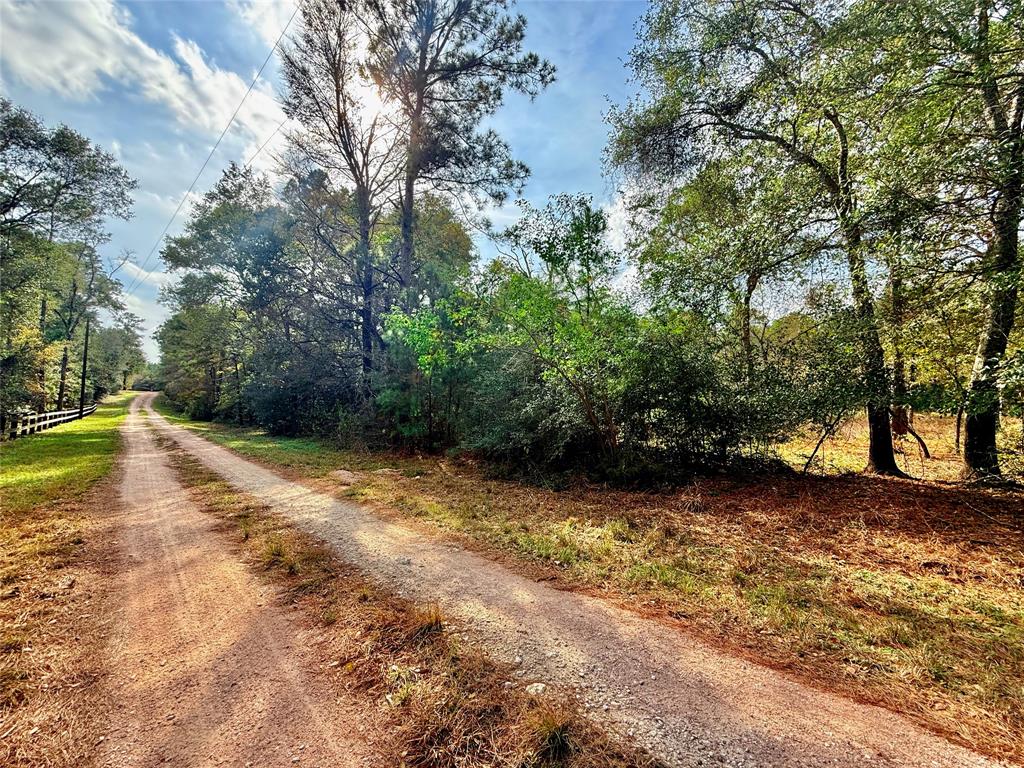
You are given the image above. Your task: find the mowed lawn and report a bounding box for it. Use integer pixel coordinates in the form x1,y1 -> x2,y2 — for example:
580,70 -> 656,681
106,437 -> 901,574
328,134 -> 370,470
152,395 -> 1024,762
0,392 -> 136,516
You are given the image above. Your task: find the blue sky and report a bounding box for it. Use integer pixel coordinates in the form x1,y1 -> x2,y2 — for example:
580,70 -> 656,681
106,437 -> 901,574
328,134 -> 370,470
0,0 -> 646,358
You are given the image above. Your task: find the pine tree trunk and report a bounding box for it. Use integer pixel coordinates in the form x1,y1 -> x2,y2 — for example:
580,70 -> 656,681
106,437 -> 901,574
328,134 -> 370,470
399,169 -> 415,298
358,192 -> 374,400
398,89 -> 425,308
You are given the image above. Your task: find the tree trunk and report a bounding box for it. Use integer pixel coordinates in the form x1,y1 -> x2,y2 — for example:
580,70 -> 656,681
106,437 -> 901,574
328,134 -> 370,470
398,78 -> 426,308
233,357 -> 243,424
955,403 -> 965,455
890,266 -> 908,407
888,267 -> 927,456
845,231 -> 904,476
741,271 -> 759,382
961,3 -> 1023,477
815,109 -> 902,476
963,176 -> 1021,477
357,192 -> 374,400
56,344 -> 70,410
399,166 -> 415,298
37,298 -> 47,412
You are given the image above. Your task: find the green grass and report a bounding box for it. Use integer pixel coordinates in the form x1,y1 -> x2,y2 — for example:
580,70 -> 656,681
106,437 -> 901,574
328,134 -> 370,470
151,394 -> 413,476
0,392 -> 136,516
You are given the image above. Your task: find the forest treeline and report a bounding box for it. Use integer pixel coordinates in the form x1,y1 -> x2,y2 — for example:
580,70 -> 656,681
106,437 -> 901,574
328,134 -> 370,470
3,0 -> 1021,483
1,99 -> 146,422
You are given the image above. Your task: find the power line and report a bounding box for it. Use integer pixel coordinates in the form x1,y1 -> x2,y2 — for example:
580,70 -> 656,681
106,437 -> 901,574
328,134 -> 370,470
245,117 -> 288,169
124,1 -> 301,298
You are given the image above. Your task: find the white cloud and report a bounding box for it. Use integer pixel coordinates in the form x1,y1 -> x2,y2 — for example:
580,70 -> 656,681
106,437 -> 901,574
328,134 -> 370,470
229,0 -> 297,48
122,292 -> 169,361
602,193 -> 633,253
120,261 -> 176,291
0,0 -> 284,146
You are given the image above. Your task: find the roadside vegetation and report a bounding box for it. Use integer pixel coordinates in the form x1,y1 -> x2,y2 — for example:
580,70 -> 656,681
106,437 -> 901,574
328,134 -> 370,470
162,432 -> 658,768
0,393 -> 134,767
1,100 -> 146,425
127,0 -> 1021,488
153,396 -> 1024,762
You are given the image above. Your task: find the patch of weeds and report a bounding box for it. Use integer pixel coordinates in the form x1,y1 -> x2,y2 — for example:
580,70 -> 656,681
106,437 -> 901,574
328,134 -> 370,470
605,518 -> 634,543
626,561 -> 689,591
514,531 -> 559,562
262,536 -> 287,568
529,703 -> 575,762
384,663 -> 419,707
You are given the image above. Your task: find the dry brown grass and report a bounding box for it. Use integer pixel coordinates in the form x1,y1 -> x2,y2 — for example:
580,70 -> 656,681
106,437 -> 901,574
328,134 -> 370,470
163,438 -> 659,768
339,461 -> 1024,761
780,412 -> 1024,481
0,479 -> 119,767
158,405 -> 1024,762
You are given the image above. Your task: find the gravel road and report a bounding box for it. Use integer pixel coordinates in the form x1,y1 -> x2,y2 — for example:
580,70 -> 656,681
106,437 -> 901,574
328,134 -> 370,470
97,395 -> 375,767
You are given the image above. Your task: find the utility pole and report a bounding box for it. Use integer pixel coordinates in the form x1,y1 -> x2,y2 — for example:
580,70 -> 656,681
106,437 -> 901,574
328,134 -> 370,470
78,317 -> 91,417
38,298 -> 48,412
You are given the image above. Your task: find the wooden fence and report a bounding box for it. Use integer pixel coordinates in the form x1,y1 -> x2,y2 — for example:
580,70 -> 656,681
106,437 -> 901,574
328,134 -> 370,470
4,404 -> 98,441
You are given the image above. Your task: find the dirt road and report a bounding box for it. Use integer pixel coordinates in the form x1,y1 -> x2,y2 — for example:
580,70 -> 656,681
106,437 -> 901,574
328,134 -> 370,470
97,395 -> 374,767
141,393 -> 1005,768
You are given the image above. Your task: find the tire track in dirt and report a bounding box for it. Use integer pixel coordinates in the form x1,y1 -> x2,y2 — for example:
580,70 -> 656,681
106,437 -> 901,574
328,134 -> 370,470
96,395 -> 375,768
143,393 -> 1007,768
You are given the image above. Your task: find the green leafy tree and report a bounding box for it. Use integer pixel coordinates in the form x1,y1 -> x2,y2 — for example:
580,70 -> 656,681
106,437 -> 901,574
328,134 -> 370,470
0,100 -> 135,416
0,98 -> 134,242
868,0 -> 1024,477
610,0 -> 908,475
488,195 -> 636,462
